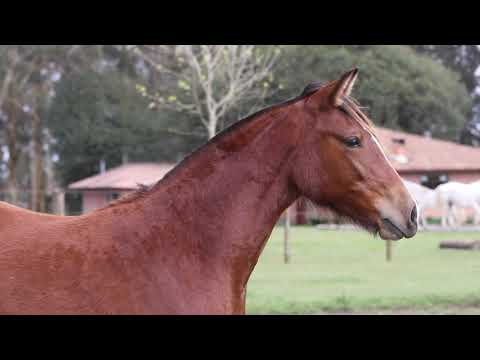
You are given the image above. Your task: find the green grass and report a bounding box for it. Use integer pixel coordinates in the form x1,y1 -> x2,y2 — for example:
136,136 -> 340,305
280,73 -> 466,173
246,227 -> 480,314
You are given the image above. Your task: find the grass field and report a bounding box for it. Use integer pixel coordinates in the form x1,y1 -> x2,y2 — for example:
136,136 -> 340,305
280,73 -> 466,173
245,226 -> 480,314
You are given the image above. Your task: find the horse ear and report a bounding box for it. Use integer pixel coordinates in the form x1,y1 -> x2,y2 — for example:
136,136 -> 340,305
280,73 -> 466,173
331,68 -> 358,107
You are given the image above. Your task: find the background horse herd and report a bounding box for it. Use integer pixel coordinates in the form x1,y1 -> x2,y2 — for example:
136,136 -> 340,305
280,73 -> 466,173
404,180 -> 480,229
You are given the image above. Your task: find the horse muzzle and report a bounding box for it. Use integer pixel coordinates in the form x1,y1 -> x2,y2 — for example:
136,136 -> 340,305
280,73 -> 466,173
378,205 -> 418,240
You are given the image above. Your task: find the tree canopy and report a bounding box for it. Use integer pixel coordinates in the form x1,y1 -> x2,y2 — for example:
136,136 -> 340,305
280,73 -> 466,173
412,45 -> 480,99
268,45 -> 472,141
45,69 -> 204,186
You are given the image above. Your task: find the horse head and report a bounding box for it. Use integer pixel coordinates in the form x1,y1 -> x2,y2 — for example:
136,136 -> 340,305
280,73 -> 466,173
290,69 -> 418,240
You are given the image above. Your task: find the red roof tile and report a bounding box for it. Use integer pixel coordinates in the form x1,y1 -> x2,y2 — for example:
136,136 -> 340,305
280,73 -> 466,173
376,127 -> 480,172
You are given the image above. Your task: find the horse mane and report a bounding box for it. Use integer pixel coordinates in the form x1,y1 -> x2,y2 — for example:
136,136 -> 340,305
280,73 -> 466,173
300,81 -> 323,96
340,95 -> 376,136
102,81 -> 376,210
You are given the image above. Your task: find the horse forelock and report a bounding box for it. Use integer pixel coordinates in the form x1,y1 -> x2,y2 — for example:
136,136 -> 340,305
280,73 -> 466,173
340,95 -> 377,137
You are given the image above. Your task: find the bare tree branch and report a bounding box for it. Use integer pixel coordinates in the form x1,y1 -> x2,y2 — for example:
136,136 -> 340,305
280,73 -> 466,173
130,45 -> 279,139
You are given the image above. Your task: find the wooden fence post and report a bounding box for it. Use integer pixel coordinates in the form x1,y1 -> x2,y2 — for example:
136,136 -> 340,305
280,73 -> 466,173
284,207 -> 291,264
386,239 -> 392,262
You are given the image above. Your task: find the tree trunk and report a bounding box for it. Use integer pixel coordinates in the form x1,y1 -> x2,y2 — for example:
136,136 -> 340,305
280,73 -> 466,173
206,110 -> 218,140
5,102 -> 19,205
207,120 -> 217,140
122,149 -> 129,164
30,111 -> 45,213
1,59 -> 19,205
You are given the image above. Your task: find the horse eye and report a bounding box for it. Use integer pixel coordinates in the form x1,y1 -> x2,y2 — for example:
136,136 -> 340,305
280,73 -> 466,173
345,136 -> 361,148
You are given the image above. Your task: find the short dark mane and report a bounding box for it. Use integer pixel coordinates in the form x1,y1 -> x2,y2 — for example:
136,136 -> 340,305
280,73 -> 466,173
207,81 -> 324,143
301,81 -> 324,96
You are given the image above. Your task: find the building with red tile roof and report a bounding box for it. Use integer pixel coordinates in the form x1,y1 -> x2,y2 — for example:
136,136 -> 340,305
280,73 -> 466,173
68,163 -> 175,213
376,127 -> 480,187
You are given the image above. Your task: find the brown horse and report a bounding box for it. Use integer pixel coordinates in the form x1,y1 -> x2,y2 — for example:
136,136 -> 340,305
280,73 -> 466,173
0,69 -> 417,314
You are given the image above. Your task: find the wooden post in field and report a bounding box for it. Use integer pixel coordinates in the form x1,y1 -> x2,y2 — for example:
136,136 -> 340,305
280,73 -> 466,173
284,207 -> 291,264
386,239 -> 392,262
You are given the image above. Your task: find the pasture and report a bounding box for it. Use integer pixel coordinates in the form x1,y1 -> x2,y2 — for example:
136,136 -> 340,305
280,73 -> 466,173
246,227 -> 480,314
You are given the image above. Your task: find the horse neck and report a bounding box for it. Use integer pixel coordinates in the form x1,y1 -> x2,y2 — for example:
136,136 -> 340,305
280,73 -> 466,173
141,105 -> 303,281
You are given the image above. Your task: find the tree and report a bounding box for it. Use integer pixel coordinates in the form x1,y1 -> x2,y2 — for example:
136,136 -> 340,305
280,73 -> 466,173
45,68 -> 201,186
0,45 -> 81,209
130,45 -> 279,139
412,45 -> 480,98
411,46 -> 480,146
269,45 -> 472,141
0,46 -> 48,207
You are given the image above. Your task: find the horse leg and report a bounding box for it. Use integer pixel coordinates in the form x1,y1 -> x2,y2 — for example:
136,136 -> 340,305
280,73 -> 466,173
446,209 -> 451,228
449,206 -> 457,228
447,205 -> 456,228
418,207 -> 426,230
420,215 -> 427,230
442,203 -> 451,228
441,206 -> 447,228
472,202 -> 480,226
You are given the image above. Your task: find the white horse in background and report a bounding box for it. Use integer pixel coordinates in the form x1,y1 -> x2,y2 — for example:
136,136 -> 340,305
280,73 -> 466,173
402,180 -> 438,229
435,181 -> 480,227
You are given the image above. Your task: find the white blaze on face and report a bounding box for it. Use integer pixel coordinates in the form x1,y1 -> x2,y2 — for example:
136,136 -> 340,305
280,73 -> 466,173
371,130 -> 419,230
355,118 -> 417,227
341,97 -> 395,171
340,97 -> 417,237
355,119 -> 396,170
370,133 -> 394,166
368,131 -> 416,212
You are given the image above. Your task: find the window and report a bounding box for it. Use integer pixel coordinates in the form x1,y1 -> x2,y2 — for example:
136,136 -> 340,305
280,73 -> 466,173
420,173 -> 449,189
106,192 -> 121,202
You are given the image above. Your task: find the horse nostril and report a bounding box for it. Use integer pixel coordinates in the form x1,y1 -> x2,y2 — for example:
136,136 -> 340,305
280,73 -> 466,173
411,206 -> 417,223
